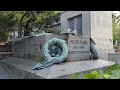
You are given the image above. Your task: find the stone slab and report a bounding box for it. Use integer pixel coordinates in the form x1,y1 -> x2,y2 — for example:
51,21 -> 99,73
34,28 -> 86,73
108,53 -> 120,64
67,34 -> 90,61
0,57 -> 115,79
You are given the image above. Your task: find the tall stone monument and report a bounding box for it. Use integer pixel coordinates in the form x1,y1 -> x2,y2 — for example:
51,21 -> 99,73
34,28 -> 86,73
61,11 -> 114,60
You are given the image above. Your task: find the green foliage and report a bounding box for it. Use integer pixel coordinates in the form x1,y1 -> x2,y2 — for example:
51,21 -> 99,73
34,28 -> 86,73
108,63 -> 120,70
104,74 -> 111,79
0,11 -> 60,43
83,70 -> 109,79
83,70 -> 99,79
112,12 -> 120,43
70,72 -> 85,79
0,11 -> 19,43
70,63 -> 120,79
69,72 -> 80,79
77,73 -> 85,79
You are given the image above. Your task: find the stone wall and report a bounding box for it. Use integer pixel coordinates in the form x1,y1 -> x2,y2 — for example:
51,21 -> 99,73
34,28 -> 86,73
12,34 -> 90,62
90,11 -> 113,49
61,11 -> 91,36
90,11 -> 114,60
50,23 -> 61,33
12,34 -> 63,62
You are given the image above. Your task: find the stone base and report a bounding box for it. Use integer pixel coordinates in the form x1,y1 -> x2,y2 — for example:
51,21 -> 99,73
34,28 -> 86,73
12,34 -> 90,62
108,52 -> 120,64
97,49 -> 115,60
0,57 -> 115,79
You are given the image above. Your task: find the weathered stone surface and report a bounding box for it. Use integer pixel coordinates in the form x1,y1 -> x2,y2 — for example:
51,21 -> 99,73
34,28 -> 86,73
12,34 -> 66,62
108,53 -> 120,64
0,57 -> 115,79
12,34 -> 90,62
0,64 -> 11,79
60,11 -> 114,60
90,11 -> 114,60
67,34 -> 90,61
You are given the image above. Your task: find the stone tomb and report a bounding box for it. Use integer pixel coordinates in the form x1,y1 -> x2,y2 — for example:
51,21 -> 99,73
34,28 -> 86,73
12,34 -> 90,62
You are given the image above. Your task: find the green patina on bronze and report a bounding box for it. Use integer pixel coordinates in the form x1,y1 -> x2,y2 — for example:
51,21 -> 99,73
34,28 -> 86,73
33,38 -> 68,70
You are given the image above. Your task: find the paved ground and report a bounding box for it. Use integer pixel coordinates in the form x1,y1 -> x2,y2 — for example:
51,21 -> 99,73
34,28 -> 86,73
0,64 -> 11,79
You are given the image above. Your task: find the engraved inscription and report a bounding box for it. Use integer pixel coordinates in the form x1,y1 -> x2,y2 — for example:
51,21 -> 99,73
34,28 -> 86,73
69,39 -> 89,54
67,35 -> 90,61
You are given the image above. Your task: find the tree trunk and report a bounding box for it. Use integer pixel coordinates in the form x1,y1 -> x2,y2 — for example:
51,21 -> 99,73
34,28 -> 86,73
24,18 -> 33,36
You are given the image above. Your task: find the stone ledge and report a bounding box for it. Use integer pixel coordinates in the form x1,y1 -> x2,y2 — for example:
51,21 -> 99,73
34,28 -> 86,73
108,53 -> 120,64
0,57 -> 115,79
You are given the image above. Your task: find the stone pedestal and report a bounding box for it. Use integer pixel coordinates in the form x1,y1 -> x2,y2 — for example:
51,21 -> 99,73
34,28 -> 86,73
108,53 -> 120,64
12,34 -> 90,62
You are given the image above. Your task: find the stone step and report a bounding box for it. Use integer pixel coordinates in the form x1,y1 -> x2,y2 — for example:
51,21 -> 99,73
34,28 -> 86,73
0,65 -> 11,79
0,57 -> 115,79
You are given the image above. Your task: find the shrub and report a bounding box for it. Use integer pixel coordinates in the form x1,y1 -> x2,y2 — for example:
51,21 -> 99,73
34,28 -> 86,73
70,63 -> 120,79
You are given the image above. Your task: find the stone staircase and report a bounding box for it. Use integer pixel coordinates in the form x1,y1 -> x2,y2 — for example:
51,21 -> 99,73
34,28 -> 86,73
0,57 -> 115,79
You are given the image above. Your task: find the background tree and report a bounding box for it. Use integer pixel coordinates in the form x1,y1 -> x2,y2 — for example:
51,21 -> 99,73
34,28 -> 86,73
18,11 -> 60,37
112,11 -> 120,44
0,11 -> 60,43
0,11 -> 19,43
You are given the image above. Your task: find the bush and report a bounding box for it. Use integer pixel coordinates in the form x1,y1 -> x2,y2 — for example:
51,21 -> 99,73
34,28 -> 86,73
70,63 -> 120,79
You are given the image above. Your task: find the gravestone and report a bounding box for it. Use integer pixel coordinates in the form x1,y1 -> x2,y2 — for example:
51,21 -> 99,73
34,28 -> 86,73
67,34 -> 90,61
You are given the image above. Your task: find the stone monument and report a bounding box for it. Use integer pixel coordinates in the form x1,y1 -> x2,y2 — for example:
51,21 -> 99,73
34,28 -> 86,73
60,11 -> 114,60
12,34 -> 90,61
6,11 -> 115,78
12,11 -> 114,70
